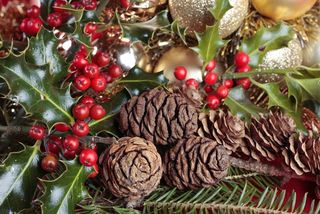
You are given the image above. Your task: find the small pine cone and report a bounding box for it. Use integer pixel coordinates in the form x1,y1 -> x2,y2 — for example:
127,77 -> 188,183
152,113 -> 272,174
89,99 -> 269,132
119,88 -> 199,145
101,137 -> 163,202
198,110 -> 245,153
163,136 -> 229,190
282,132 -> 320,175
239,110 -> 296,161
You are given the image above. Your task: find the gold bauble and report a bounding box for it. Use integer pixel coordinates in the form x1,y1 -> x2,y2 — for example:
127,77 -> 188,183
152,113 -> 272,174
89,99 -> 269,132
168,0 -> 248,38
303,29 -> 320,67
252,0 -> 317,21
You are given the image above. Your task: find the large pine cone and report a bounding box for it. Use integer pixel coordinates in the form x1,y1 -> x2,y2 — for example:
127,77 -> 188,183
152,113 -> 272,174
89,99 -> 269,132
101,137 -> 163,202
198,110 -> 245,153
119,88 -> 199,145
239,110 -> 296,161
282,132 -> 320,175
163,136 -> 229,190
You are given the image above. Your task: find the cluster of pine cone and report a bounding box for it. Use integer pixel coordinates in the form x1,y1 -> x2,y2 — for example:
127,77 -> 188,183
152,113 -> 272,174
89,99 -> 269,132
100,88 -> 320,205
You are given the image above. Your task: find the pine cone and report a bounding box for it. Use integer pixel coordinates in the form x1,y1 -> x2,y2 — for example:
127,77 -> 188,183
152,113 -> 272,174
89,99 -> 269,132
119,88 -> 199,145
198,110 -> 245,153
239,110 -> 296,161
163,136 -> 229,190
101,137 -> 163,202
282,132 -> 320,175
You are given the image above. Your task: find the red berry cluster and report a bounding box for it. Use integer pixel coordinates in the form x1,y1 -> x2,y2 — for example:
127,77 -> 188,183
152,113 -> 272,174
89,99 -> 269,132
173,51 -> 251,110
20,5 -> 43,36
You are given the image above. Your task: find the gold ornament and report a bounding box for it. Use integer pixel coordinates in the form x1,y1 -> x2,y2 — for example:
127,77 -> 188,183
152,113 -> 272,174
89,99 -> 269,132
168,0 -> 248,38
252,0 -> 317,21
303,29 -> 320,67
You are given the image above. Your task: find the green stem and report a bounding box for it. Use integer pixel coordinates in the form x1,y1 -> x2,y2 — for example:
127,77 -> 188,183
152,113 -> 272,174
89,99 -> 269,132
223,68 -> 295,79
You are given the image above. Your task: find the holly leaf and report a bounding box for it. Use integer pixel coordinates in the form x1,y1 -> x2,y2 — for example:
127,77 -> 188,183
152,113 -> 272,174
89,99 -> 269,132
38,160 -> 93,214
224,86 -> 266,122
0,41 -> 75,128
0,142 -> 43,213
194,0 -> 231,64
240,23 -> 294,67
171,20 -> 188,45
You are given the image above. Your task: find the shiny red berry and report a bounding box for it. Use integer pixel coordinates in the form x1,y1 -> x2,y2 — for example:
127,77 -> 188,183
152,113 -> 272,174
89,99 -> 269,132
71,1 -> 83,8
83,63 -> 100,79
236,78 -> 251,90
174,66 -> 187,80
234,51 -> 250,68
91,76 -> 107,92
108,64 -> 123,79
90,104 -> 106,120
63,135 -> 79,151
20,18 -> 29,32
79,149 -> 98,166
54,123 -> 70,132
92,51 -> 110,67
216,85 -> 229,99
72,103 -> 90,120
204,72 -> 218,85
74,75 -> 91,91
204,85 -> 213,94
41,155 -> 58,172
47,135 -> 62,155
78,45 -> 88,57
53,0 -> 67,13
26,18 -> 43,36
237,65 -> 251,73
29,125 -> 46,140
81,0 -> 97,10
223,79 -> 234,88
80,96 -> 95,108
84,22 -> 97,34
205,59 -> 216,71
47,12 -> 63,28
120,0 -> 131,8
207,94 -> 221,110
63,149 -> 76,159
73,54 -> 89,69
185,78 -> 199,89
26,5 -> 40,18
88,164 -> 99,178
72,121 -> 90,137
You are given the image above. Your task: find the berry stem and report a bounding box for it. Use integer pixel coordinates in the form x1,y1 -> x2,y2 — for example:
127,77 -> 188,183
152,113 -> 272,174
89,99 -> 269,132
83,136 -> 117,145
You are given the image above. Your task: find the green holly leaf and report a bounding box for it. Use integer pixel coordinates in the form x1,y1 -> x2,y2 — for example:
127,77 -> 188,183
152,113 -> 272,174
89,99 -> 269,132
224,86 -> 266,122
0,142 -> 43,213
0,37 -> 75,127
38,160 -> 92,214
171,20 -> 188,45
194,0 -> 231,64
240,23 -> 294,67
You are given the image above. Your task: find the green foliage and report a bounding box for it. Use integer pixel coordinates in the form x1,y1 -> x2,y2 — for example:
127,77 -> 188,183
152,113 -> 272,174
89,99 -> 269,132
240,23 -> 294,67
38,160 -> 93,214
224,86 -> 266,121
0,142 -> 44,213
171,20 -> 188,45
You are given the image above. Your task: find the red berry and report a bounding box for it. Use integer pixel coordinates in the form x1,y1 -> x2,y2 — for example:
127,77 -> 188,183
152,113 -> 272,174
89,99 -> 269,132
73,54 -> 89,69
90,104 -> 106,120
237,65 -> 251,73
78,45 -> 88,57
80,96 -> 95,108
174,66 -> 187,80
234,51 -> 250,68
207,94 -> 221,110
72,121 -> 90,137
63,135 -> 79,151
71,1 -> 83,8
88,164 -> 99,178
205,59 -> 216,71
47,12 -> 63,28
91,76 -> 107,92
41,155 -> 58,172
236,78 -> 251,90
204,85 -> 213,94
102,73 -> 113,83
47,135 -> 62,155
81,0 -> 97,10
223,79 -> 234,89
26,18 -> 43,36
204,72 -> 218,85
83,63 -> 100,79
54,123 -> 70,132
29,125 -> 46,140
185,78 -> 199,89
90,32 -> 102,42
120,0 -> 131,8
79,149 -> 98,166
108,64 -> 123,79
63,149 -> 76,159
26,5 -> 40,18
216,85 -> 229,99
72,103 -> 90,120
92,51 -> 110,67
53,0 -> 67,13
84,22 -> 97,34
74,75 -> 91,91
20,18 -> 29,32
